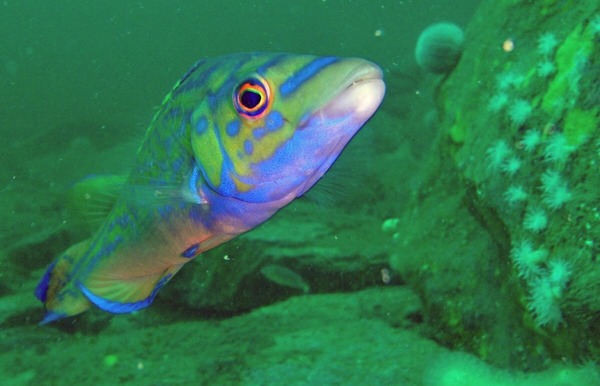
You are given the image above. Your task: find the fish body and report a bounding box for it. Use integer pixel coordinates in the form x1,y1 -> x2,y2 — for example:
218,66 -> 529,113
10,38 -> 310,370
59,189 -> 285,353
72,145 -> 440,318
35,52 -> 385,323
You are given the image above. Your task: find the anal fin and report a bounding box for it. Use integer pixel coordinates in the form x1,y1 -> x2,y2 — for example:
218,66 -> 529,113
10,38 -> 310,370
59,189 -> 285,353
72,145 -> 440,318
78,264 -> 183,314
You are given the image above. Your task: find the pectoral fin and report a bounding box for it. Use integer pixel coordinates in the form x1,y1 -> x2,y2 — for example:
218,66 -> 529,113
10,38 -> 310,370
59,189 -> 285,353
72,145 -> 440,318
67,175 -> 127,227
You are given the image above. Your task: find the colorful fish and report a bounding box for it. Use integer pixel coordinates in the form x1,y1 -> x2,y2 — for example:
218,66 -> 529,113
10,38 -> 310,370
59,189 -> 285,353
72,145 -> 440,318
35,52 -> 385,323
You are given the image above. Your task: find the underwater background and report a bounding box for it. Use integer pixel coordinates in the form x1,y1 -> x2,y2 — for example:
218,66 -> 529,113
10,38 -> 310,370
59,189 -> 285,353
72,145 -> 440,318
1,0 -> 599,385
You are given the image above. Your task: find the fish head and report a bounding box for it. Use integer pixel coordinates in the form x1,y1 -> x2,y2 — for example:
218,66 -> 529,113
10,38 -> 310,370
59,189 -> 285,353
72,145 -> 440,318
190,53 -> 385,204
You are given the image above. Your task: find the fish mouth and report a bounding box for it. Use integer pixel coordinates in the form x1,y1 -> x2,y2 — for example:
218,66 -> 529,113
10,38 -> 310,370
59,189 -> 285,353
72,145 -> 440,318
290,61 -> 385,198
302,61 -> 386,128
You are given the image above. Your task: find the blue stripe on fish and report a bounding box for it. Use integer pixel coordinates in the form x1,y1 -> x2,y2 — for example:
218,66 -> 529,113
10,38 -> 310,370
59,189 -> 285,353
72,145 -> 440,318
243,139 -> 253,155
177,59 -> 206,87
208,57 -> 247,110
280,57 -> 338,97
82,235 -> 125,273
40,311 -> 68,325
266,111 -> 284,130
181,243 -> 199,258
186,165 -> 205,204
195,116 -> 208,135
217,137 -> 238,196
212,76 -> 238,107
115,214 -> 131,227
226,120 -> 241,136
256,53 -> 286,76
172,61 -> 217,98
158,205 -> 173,219
34,261 -> 56,302
253,111 -> 285,139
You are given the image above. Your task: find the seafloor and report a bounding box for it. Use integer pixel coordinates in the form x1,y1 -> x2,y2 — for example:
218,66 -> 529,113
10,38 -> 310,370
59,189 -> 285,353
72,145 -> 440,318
1,0 -> 599,385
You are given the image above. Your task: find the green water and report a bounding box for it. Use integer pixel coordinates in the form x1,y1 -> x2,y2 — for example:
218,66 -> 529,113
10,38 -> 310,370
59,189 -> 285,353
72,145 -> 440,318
2,1 -> 599,385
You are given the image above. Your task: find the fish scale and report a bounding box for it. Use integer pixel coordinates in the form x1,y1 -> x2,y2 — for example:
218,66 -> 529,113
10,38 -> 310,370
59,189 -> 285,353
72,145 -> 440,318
35,52 -> 385,323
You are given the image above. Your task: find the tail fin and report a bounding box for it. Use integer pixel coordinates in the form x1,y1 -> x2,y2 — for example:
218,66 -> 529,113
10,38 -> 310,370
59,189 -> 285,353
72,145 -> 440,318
35,240 -> 92,324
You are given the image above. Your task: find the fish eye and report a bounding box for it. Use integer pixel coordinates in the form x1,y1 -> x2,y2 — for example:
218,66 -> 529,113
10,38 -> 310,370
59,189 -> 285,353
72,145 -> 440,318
234,77 -> 271,119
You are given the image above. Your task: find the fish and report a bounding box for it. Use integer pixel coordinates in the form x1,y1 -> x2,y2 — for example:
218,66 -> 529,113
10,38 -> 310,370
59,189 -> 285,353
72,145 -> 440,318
34,52 -> 385,324
260,264 -> 310,294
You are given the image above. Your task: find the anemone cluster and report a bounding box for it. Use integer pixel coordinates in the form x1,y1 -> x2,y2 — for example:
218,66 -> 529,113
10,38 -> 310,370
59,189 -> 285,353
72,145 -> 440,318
481,23 -> 600,330
485,130 -> 578,328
